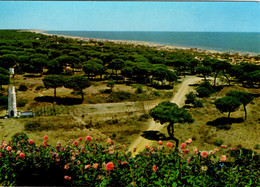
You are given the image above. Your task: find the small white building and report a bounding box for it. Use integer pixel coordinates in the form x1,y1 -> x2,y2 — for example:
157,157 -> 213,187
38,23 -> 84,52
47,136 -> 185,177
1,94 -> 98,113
8,86 -> 17,117
8,68 -> 17,117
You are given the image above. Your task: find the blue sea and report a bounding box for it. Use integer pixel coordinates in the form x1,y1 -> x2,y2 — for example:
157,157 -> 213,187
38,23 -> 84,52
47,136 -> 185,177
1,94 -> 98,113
45,31 -> 260,55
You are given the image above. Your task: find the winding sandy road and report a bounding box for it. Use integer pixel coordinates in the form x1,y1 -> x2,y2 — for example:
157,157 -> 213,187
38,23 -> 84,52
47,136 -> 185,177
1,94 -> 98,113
128,76 -> 202,155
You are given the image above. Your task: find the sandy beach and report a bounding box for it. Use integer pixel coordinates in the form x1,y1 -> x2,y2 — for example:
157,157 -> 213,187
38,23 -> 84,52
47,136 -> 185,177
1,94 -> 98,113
27,29 -> 227,56
25,30 -> 260,60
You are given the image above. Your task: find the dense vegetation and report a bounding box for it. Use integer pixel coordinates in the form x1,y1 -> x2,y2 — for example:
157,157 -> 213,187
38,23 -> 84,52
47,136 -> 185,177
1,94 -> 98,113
0,132 -> 259,186
0,30 -> 259,93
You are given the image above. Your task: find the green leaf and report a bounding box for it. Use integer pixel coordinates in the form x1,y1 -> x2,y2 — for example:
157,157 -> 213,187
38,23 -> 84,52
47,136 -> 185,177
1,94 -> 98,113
172,182 -> 178,187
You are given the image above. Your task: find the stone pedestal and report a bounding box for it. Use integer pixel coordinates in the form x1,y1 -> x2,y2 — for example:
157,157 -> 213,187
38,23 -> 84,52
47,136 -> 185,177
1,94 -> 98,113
8,85 -> 17,117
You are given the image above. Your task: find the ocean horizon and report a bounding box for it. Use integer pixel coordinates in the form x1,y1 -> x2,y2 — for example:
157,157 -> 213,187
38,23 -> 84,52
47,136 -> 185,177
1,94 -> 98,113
44,31 -> 260,55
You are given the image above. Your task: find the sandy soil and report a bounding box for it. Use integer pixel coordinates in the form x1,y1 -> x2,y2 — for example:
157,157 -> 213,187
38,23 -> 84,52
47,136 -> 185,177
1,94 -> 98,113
128,76 -> 203,155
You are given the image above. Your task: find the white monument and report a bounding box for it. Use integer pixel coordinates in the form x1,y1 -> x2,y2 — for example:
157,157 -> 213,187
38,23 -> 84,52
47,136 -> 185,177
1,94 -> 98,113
8,68 -> 17,117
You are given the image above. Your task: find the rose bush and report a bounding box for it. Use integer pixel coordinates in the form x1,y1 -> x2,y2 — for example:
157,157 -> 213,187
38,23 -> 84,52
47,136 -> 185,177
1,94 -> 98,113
0,132 -> 259,186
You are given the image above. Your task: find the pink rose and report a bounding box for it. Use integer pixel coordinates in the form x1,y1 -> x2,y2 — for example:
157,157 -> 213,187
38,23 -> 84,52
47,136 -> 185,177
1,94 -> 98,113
64,176 -> 71,180
152,165 -> 157,173
93,163 -> 99,169
86,136 -> 92,142
166,142 -> 174,149
200,151 -> 208,158
107,138 -> 113,145
105,162 -> 114,171
186,139 -> 192,144
19,152 -> 25,159
220,155 -> 226,162
180,143 -> 187,149
183,149 -> 189,154
73,141 -> 78,146
28,139 -> 34,145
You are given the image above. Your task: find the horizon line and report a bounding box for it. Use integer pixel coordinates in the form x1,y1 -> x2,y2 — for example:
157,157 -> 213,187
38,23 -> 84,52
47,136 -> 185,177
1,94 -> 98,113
16,29 -> 260,33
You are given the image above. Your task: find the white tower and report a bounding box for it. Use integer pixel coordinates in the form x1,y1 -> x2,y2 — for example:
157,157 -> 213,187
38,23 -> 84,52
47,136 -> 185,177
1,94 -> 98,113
8,68 -> 17,117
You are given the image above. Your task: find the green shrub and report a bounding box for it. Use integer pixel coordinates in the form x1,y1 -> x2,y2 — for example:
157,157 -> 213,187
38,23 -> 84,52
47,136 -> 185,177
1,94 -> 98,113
0,132 -> 258,186
138,113 -> 150,121
18,84 -> 28,91
112,132 -> 117,138
214,139 -> 224,146
163,91 -> 173,98
254,144 -> 260,149
194,99 -> 204,108
24,121 -> 41,131
153,90 -> 161,96
135,85 -> 143,94
140,113 -> 150,119
17,99 -> 27,107
35,85 -> 44,90
71,91 -> 81,95
132,84 -> 144,94
112,119 -> 119,124
196,87 -> 212,98
108,91 -> 132,102
216,124 -> 232,130
199,81 -> 215,92
99,89 -> 112,94
196,81 -> 216,98
0,96 -> 8,105
185,91 -> 196,104
11,132 -> 29,145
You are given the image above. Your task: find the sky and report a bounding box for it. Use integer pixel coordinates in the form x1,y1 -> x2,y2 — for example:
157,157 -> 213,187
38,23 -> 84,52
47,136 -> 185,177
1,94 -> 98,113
0,1 -> 259,32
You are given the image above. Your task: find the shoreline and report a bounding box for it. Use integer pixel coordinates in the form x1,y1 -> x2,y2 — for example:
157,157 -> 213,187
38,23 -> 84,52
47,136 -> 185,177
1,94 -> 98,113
27,29 -> 258,57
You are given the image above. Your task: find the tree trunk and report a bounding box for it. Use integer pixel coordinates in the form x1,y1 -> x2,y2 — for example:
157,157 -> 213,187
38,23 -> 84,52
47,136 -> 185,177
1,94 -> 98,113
214,71 -> 219,87
243,104 -> 247,120
167,123 -> 179,150
167,123 -> 174,138
173,137 -> 179,151
203,75 -> 207,81
222,71 -> 230,86
228,111 -> 231,119
80,89 -> 84,101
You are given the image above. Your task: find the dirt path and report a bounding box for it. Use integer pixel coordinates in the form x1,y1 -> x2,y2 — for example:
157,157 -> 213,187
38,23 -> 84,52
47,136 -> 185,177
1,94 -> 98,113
128,76 -> 202,155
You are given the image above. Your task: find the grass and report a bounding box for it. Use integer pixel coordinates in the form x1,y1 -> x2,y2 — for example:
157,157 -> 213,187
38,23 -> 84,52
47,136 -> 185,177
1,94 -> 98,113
0,74 -> 259,154
186,85 -> 260,153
